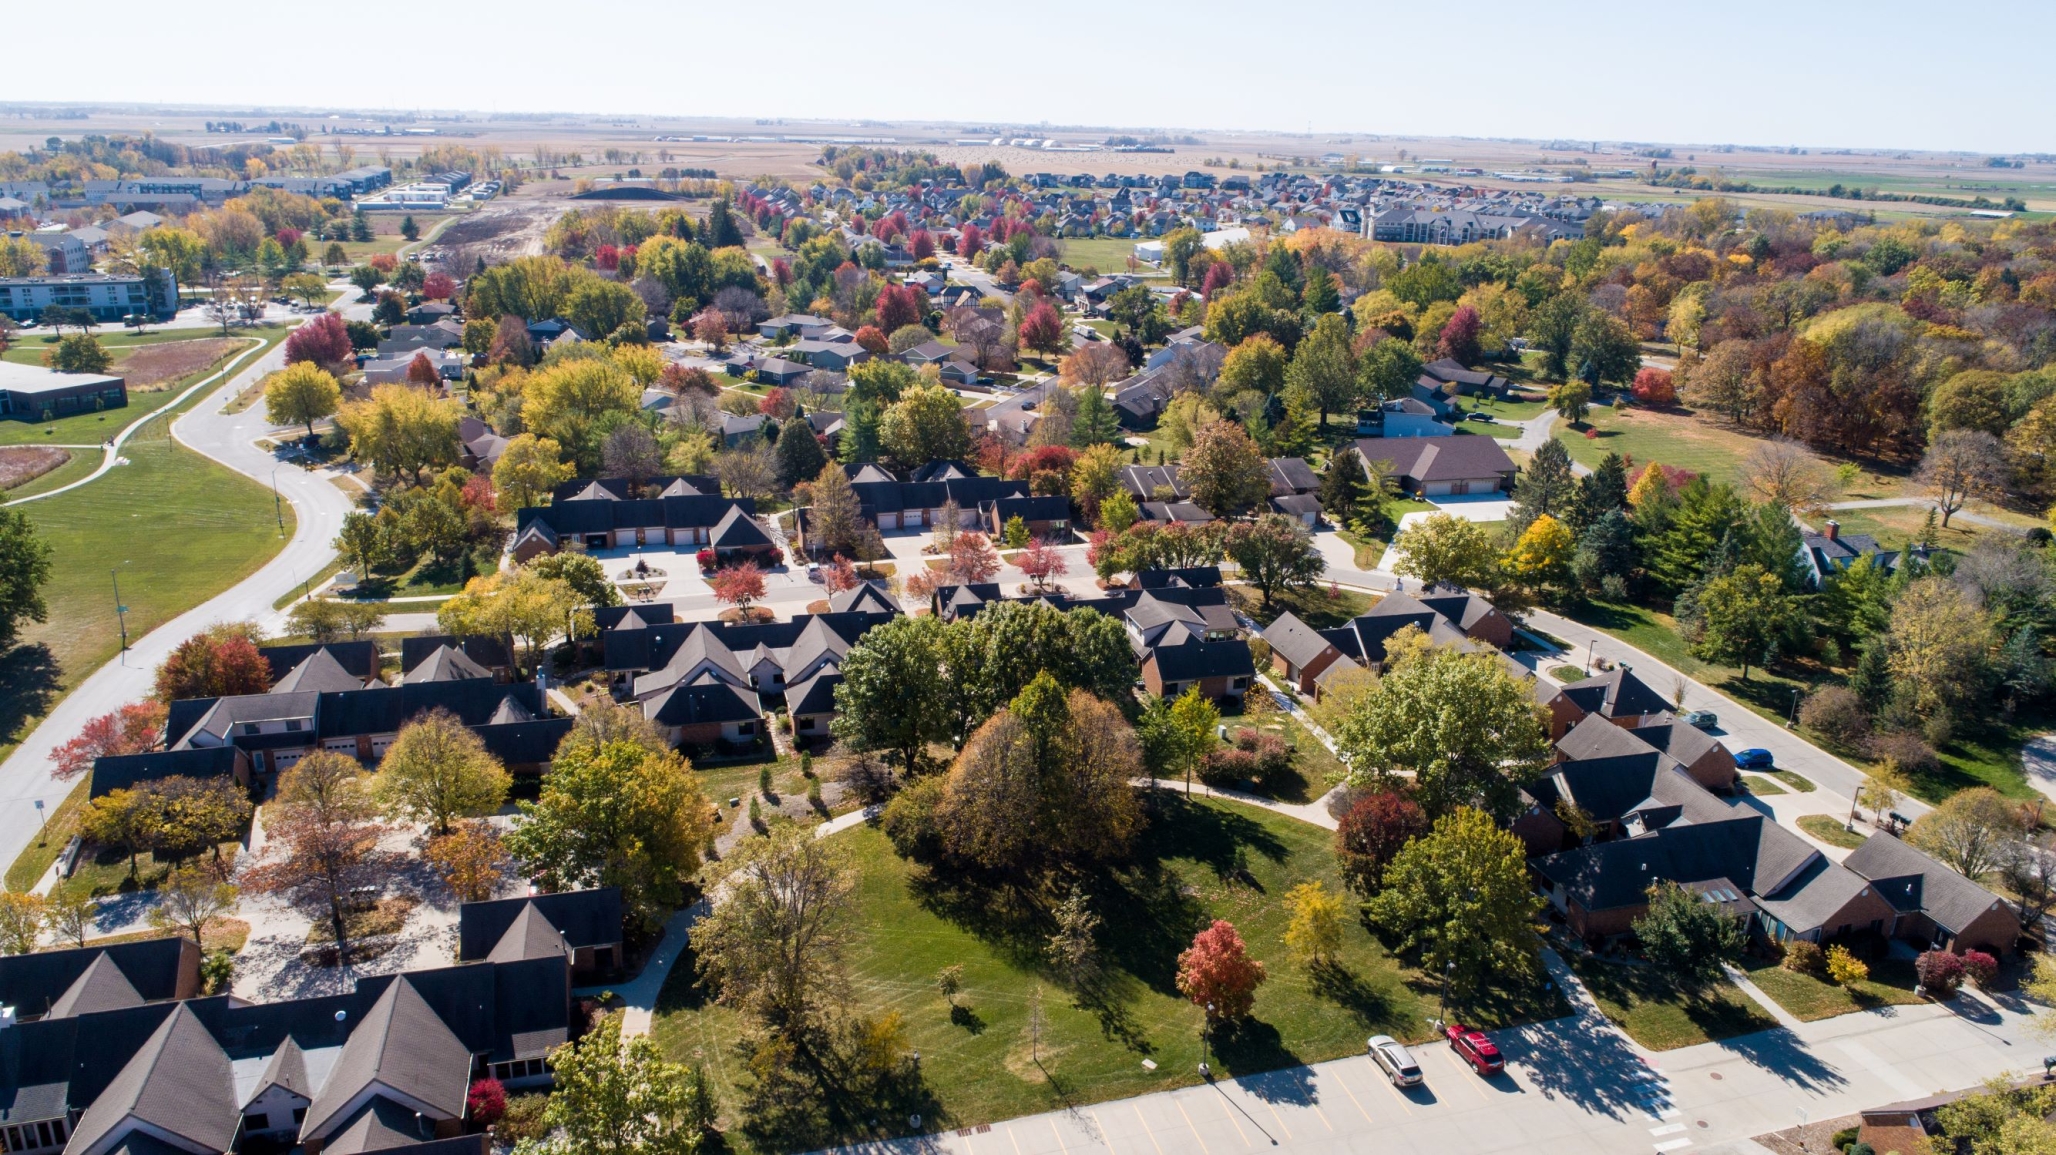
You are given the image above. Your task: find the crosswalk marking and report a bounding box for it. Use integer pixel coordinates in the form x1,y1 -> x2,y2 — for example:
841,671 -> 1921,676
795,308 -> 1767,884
1650,1123 -> 1687,1136
1653,1139 -> 1694,1153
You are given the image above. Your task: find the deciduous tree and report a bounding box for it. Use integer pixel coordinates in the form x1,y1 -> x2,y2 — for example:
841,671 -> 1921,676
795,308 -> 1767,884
1335,789 -> 1428,897
49,700 -> 167,780
243,751 -> 399,959
147,863 -> 239,947
263,362 -> 342,438
1182,420 -> 1271,516
1225,514 -> 1323,611
374,708 -> 512,835
284,311 -> 354,370
1366,807 -> 1541,1001
1393,513 -> 1501,592
492,434 -> 575,511
338,382 -> 462,484
438,568 -> 591,676
1177,919 -> 1266,1023
1634,880 -> 1745,986
710,561 -> 767,615
690,821 -> 856,1031
530,1014 -> 703,1155
1331,645 -> 1548,820
424,818 -> 511,903
1909,787 -> 2021,880
880,382 -> 971,467
1917,429 -> 2006,528
155,630 -> 270,702
0,508 -> 52,651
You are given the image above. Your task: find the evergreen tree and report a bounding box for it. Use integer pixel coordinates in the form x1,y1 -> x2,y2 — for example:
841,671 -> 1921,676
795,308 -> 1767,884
1738,504 -> 1809,592
838,396 -> 882,463
1571,510 -> 1638,593
774,416 -> 827,489
1571,451 -> 1629,534
1511,439 -> 1576,534
1319,446 -> 1367,525
1262,244 -> 1304,297
707,198 -> 745,248
1302,267 -> 1340,315
1070,386 -> 1122,448
1649,478 -> 1748,594
1849,637 -> 1893,710
350,209 -> 372,243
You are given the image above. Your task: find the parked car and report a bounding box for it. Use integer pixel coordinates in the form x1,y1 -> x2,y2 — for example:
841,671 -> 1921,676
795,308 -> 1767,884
1443,1023 -> 1504,1076
1735,748 -> 1775,770
1679,709 -> 1718,729
1465,411 -> 1494,422
1367,1035 -> 1423,1087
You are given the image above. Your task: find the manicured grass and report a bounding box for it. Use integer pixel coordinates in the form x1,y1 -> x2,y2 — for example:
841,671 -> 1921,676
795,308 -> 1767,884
1548,665 -> 1588,683
654,798 -> 1565,1148
1768,770 -> 1816,793
1555,405 -> 1841,489
1229,582 -> 1372,630
1796,815 -> 1864,849
1561,599 -> 1814,732
0,331 -> 274,447
1334,526 -> 1386,569
1460,394 -> 1549,422
348,555 -> 476,599
55,840 -> 242,900
1740,956 -> 1921,1021
6,779 -> 88,891
86,916 -> 251,955
1056,236 -> 1163,275
1567,955 -> 1778,1050
336,213 -> 458,262
1742,775 -> 1787,796
1806,505 -> 1992,559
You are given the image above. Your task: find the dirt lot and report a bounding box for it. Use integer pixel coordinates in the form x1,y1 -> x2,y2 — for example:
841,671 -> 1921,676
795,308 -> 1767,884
115,337 -> 242,390
0,446 -> 70,489
429,193 -> 565,273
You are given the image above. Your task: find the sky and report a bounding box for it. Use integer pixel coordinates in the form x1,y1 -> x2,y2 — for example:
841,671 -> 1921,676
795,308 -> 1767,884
11,0 -> 2053,155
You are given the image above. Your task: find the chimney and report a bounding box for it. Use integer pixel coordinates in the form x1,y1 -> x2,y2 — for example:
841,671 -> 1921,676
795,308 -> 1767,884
1824,520 -> 1839,541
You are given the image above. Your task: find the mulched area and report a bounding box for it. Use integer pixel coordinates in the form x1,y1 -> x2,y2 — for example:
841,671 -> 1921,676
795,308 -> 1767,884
116,337 -> 242,389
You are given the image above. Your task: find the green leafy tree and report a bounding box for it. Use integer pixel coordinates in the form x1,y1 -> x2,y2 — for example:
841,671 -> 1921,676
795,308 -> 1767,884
374,708 -> 513,835
1331,645 -> 1549,820
1071,385 -> 1122,448
879,382 -> 971,467
1181,420 -> 1271,516
438,568 -> 592,676
530,1014 -> 703,1155
1357,338 -> 1424,402
49,333 -> 111,373
505,740 -> 712,933
947,601 -> 1137,736
773,416 -> 827,489
1526,294 -> 1585,380
1648,478 -> 1748,593
492,434 -> 575,512
1319,446 -> 1366,526
1633,881 -> 1745,986
1366,808 -> 1542,1003
830,614 -> 951,773
1393,513 -> 1501,592
1679,562 -> 1803,680
1570,311 -> 1641,386
690,822 -> 856,1032
1510,439 -> 1575,534
1162,227 -> 1205,285
1547,380 -> 1592,424
1139,687 -> 1220,792
1283,313 -> 1357,429
262,362 -> 342,438
1226,514 -> 1324,611
0,508 -> 54,650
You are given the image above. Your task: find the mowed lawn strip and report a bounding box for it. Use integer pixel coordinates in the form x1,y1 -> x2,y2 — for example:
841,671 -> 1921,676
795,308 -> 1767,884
1567,954 -> 1777,1050
1740,956 -> 1921,1021
653,797 -> 1566,1142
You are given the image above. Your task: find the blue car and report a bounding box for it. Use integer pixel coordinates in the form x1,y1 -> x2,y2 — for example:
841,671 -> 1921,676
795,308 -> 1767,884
1735,748 -> 1775,770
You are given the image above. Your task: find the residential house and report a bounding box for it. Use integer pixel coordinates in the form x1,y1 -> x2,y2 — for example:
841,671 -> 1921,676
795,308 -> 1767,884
509,478 -> 766,561
0,937 -> 200,1022
791,340 -> 871,372
1351,434 -> 1517,497
1538,665 -> 1675,741
984,494 -> 1072,539
1265,584 -> 1516,699
1841,834 -> 2022,955
1355,397 -> 1454,438
456,888 -> 626,981
757,314 -> 835,341
792,462 -> 1028,552
1797,520 -> 1908,589
1553,710 -> 1739,794
457,416 -> 508,470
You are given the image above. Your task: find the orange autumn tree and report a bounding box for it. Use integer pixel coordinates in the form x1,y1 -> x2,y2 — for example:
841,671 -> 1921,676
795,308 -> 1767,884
1177,919 -> 1267,1023
49,701 -> 168,780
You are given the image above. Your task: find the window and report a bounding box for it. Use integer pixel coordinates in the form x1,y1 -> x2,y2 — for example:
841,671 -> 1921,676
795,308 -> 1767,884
241,722 -> 263,736
736,721 -> 756,736
244,1113 -> 269,1132
285,718 -> 304,732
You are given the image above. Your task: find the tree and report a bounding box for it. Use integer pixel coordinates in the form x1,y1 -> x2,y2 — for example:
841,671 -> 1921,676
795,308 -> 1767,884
1571,451 -> 1631,534
1503,514 -> 1575,598
802,461 -> 867,558
602,424 -> 664,494
773,417 -> 827,489
1437,305 -> 1483,366
438,568 -> 591,676
0,894 -> 44,955
1547,379 -> 1592,424
1138,688 -> 1219,792
1741,440 -> 1834,515
374,708 -> 511,835
710,561 -> 767,615
147,863 -> 239,947
338,382 -> 462,484
1511,439 -> 1576,533
946,601 -> 1138,732
0,508 -> 52,651
1886,577 -> 1998,725
1282,314 -> 1357,429
425,818 -> 511,903
263,362 -> 342,438
1918,429 -> 2006,528
1059,342 -> 1130,390
155,630 -> 270,702
1336,790 -> 1428,897
879,382 -> 971,467
1018,302 -> 1065,362
1393,513 -> 1501,592
1182,420 -> 1270,516
1633,880 -> 1745,987
1331,645 -> 1549,821
42,891 -> 97,948
563,280 -> 647,343
690,821 -> 856,1031
0,236 -> 47,278
1358,338 -> 1424,402
933,675 -> 1143,873
49,700 -> 166,781
830,615 -> 951,774
45,332 -> 110,374
243,751 -> 399,959
493,434 -> 575,511
349,264 -> 383,298
1909,788 -> 2021,881
506,739 -> 711,933
1016,538 -> 1069,592
1283,881 -> 1344,968
529,1014 -> 702,1155
1682,563 -> 1804,680
285,312 -> 354,370
1573,510 -> 1639,593
1367,807 -> 1542,1001
1225,515 -> 1323,611
523,358 -> 641,471
142,774 -> 250,864
1631,366 -> 1676,406
1177,919 -> 1266,1023
1044,885 -> 1105,988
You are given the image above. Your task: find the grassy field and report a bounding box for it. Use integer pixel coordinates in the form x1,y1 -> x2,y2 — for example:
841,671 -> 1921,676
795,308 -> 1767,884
1740,955 -> 1921,1021
1228,582 -> 1374,630
1560,599 -> 1812,727
1567,955 -> 1777,1050
0,364 -> 296,781
1056,237 -> 1161,276
0,332 -> 273,447
1555,405 -> 1819,488
1807,504 -> 2000,558
653,798 -> 1566,1150
1741,775 -> 1786,796
336,212 -> 458,262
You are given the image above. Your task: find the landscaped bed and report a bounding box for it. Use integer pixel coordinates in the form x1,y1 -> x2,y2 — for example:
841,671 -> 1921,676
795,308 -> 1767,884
1795,815 -> 1865,849
654,797 -> 1566,1148
0,445 -> 70,491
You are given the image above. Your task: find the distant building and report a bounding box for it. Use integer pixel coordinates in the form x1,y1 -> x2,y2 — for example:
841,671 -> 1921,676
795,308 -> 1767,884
0,269 -> 177,323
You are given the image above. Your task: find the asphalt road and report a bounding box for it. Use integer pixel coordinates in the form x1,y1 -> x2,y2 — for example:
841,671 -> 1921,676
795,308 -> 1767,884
0,324 -> 356,880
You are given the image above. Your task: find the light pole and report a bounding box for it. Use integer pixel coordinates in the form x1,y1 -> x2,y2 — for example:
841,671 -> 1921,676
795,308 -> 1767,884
111,562 -> 131,664
1199,1002 -> 1213,1078
1787,688 -> 1801,730
269,464 -> 286,537
1439,960 -> 1456,1025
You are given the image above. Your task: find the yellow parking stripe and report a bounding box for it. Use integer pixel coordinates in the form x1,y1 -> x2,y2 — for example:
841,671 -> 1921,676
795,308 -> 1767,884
1174,1096 -> 1214,1155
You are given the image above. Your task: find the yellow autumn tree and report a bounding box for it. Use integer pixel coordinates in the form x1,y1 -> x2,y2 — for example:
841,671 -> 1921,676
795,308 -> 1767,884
1503,513 -> 1575,596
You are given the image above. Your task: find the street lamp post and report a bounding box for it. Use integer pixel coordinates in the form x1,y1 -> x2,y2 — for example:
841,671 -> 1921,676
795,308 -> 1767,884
270,464 -> 286,537
1439,960 -> 1456,1025
1787,688 -> 1801,730
1199,1002 -> 1213,1077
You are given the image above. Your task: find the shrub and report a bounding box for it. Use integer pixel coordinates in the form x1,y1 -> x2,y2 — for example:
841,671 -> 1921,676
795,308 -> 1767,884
497,1094 -> 549,1143
1963,949 -> 1999,989
1829,1127 -> 1859,1151
881,774 -> 946,860
1825,944 -> 1869,986
1870,729 -> 1940,776
199,949 -> 235,995
1197,729 -> 1295,789
1916,949 -> 1966,996
695,548 -> 717,572
466,1078 -> 507,1126
837,753 -> 896,805
1783,939 -> 1826,976
1799,687 -> 1871,749
764,545 -> 784,566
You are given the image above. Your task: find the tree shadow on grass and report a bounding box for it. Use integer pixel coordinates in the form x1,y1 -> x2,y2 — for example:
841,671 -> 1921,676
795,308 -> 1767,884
735,1027 -> 950,1154
1073,969 -> 1156,1055
1309,959 -> 1399,1030
948,1003 -> 985,1034
1212,1018 -> 1312,1102
0,643 -> 60,746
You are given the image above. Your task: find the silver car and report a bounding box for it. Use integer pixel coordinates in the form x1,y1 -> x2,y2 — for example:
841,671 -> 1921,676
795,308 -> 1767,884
1367,1035 -> 1423,1087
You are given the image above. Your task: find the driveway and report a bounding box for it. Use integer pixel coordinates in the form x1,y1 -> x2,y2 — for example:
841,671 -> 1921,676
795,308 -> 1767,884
1374,496 -> 1514,572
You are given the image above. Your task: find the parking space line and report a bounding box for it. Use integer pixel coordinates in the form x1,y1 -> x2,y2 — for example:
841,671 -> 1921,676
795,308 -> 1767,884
1087,1110 -> 1111,1155
1328,1064 -> 1375,1123
1372,1063 -> 1414,1115
1254,1090 -> 1294,1141
1049,1118 -> 1070,1155
1173,1097 -> 1214,1155
1212,1085 -> 1252,1147
1132,1105 -> 1167,1155
1006,1122 -> 1024,1155
1436,1049 -> 1488,1101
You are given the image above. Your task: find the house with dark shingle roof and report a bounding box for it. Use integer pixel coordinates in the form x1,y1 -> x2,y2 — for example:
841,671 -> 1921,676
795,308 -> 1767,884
1796,519 -> 1910,589
1842,834 -> 2022,955
1539,665 -> 1675,740
509,477 -> 763,562
0,938 -> 198,1023
457,888 -> 624,980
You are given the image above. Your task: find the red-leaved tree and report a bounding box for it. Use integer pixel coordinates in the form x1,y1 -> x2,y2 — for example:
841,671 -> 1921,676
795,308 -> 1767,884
406,351 -> 440,388
948,531 -> 1002,585
1437,305 -> 1483,366
758,388 -> 795,419
1018,302 -> 1065,361
875,284 -> 923,334
694,310 -> 729,351
368,253 -> 398,275
466,1079 -> 507,1126
1017,538 -> 1068,592
1915,950 -> 1966,996
1201,261 -> 1234,299
1006,444 -> 1078,485
958,223 -> 984,260
421,271 -> 456,301
155,632 -> 272,703
49,701 -> 168,780
284,312 -> 353,370
1336,790 -> 1428,897
821,555 -> 861,593
854,325 -> 888,355
1631,367 -> 1676,406
1177,919 -> 1267,1023
711,561 -> 767,615
911,230 -> 936,261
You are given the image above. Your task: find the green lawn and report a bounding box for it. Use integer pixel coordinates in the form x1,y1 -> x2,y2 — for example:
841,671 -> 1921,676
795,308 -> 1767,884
1796,815 -> 1864,849
2,451 -> 97,499
0,397 -> 295,780
335,213 -> 459,262
1767,770 -> 1815,793
1458,394 -> 1549,423
654,798 -> 1565,1149
0,332 -> 276,447
1057,237 -> 1163,276
1560,600 -> 1814,732
1554,405 -> 1826,488
1740,956 -> 1922,1021
1741,775 -> 1787,796
1806,505 -> 1996,561
1228,582 -> 1373,630
1567,956 -> 1777,1050
7,779 -> 87,891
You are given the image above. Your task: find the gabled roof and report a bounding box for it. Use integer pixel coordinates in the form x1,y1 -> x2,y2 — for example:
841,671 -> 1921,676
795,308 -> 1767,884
785,668 -> 843,716
1262,612 -> 1343,671
403,644 -> 492,684
272,647 -> 370,694
89,746 -> 239,800
486,904 -> 570,963
710,506 -> 772,550
321,1096 -> 427,1155
827,582 -> 899,615
1146,640 -> 1255,682
66,1004 -> 240,1155
1351,435 -> 1516,483
1264,457 -> 1319,495
46,953 -> 145,1019
644,675 -> 761,728
300,978 -> 471,1140
1553,667 -> 1672,722
1843,834 -> 2013,936
247,1036 -> 313,1104
0,938 -> 190,1017
458,890 -> 623,962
